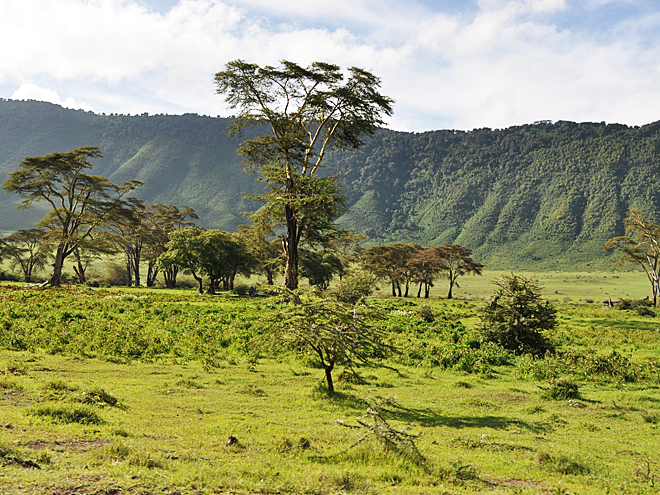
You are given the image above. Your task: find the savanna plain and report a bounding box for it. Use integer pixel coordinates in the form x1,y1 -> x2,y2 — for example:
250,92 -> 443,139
1,271 -> 659,495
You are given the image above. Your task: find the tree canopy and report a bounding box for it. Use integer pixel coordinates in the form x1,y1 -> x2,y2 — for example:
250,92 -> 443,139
2,147 -> 142,286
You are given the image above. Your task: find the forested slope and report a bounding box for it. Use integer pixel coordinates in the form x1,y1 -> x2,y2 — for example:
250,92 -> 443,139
2,99 -> 660,269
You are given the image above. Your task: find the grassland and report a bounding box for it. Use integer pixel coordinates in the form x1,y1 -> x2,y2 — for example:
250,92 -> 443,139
0,283 -> 659,495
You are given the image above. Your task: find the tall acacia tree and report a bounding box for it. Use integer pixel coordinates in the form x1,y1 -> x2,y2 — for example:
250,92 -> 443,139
2,147 -> 142,286
215,60 -> 393,289
605,209 -> 660,306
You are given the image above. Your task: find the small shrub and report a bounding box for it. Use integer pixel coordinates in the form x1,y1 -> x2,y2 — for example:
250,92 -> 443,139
0,377 -> 23,391
6,361 -> 28,375
232,285 -> 250,296
541,379 -> 580,400
478,274 -> 556,356
418,305 -> 435,323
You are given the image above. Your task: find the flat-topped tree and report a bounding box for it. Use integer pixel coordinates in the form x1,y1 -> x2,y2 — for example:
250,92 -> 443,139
2,147 -> 142,286
215,60 -> 393,289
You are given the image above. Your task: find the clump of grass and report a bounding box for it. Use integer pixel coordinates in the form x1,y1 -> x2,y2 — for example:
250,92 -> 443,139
540,379 -> 580,400
272,436 -> 312,454
538,451 -> 590,475
112,427 -> 132,437
643,414 -> 659,424
175,378 -> 205,389
6,361 -> 28,375
454,380 -> 473,389
242,385 -> 267,397
129,453 -> 164,469
0,377 -> 23,391
42,379 -> 77,392
79,387 -> 120,407
337,369 -> 369,385
30,404 -> 103,425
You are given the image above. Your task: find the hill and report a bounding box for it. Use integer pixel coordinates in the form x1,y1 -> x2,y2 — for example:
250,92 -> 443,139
2,99 -> 660,269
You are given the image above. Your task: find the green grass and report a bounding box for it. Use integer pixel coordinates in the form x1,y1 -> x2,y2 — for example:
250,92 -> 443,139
0,283 -> 659,494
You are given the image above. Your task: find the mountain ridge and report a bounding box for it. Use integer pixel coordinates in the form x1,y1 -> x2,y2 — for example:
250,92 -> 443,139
2,99 -> 659,270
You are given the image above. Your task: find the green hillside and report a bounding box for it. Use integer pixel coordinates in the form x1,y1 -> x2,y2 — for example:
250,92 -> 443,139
2,99 -> 660,269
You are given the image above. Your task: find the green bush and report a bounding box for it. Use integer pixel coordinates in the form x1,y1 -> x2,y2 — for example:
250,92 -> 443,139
478,274 -> 556,356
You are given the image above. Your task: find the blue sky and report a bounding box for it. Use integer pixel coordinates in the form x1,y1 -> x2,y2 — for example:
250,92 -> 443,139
1,0 -> 659,131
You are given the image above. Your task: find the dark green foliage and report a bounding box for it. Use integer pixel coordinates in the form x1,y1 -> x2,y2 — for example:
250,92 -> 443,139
617,298 -> 656,316
5,100 -> 660,268
328,272 -> 377,304
478,274 -> 556,355
300,250 -> 343,289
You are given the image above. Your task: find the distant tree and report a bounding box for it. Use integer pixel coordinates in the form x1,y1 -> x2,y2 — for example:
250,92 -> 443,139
142,204 -> 198,288
1,229 -> 52,282
158,227 -> 206,293
71,236 -> 116,284
237,223 -> 283,285
158,227 -> 257,294
605,209 -> 660,306
406,247 -> 443,298
478,273 -> 556,355
436,243 -> 484,299
261,291 -> 392,394
359,243 -> 421,296
300,250 -> 343,289
2,147 -> 142,286
327,232 -> 367,280
215,60 -> 393,290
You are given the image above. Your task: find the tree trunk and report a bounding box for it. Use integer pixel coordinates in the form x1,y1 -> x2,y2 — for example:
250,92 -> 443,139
417,282 -> 422,298
266,266 -> 274,285
73,249 -> 86,284
391,280 -> 396,297
396,282 -> 402,298
193,273 -> 203,294
164,266 -> 178,289
283,177 -> 299,290
146,261 -> 158,287
207,277 -> 217,295
50,245 -> 66,286
447,280 -> 454,299
404,281 -> 409,297
324,365 -> 335,394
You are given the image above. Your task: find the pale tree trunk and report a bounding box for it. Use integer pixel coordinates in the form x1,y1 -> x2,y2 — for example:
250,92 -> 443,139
73,249 -> 86,284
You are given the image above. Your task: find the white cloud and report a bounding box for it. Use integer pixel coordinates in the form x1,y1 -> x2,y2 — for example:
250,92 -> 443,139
10,83 -> 94,112
1,0 -> 660,131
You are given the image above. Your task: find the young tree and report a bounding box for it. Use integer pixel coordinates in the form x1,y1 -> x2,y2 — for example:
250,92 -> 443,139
261,291 -> 392,394
436,243 -> 485,299
605,209 -> 660,306
158,227 -> 206,293
215,60 -> 393,290
2,147 -> 142,286
478,273 -> 556,355
1,229 -> 52,282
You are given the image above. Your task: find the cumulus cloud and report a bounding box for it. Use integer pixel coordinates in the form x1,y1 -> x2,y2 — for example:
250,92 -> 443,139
1,0 -> 660,130
10,83 -> 94,112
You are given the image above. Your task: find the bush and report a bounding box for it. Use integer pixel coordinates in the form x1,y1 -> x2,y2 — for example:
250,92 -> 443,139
478,274 -> 556,356
329,272 -> 376,304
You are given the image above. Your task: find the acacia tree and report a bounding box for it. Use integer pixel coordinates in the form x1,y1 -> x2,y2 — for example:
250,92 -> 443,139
359,243 -> 421,297
407,247 -> 443,298
261,291 -> 392,394
215,60 -> 393,289
1,229 -> 52,282
2,147 -> 142,286
605,209 -> 660,306
436,243 -> 485,299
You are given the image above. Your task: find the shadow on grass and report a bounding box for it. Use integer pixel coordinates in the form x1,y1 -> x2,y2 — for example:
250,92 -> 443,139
383,406 -> 554,433
315,391 -> 368,411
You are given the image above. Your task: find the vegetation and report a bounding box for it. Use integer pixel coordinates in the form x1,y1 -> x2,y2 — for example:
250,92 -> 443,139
2,147 -> 142,286
4,101 -> 660,269
605,209 -> 660,306
478,273 -> 556,355
0,284 -> 659,495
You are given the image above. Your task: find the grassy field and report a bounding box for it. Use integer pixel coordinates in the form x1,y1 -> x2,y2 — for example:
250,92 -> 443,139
0,283 -> 659,495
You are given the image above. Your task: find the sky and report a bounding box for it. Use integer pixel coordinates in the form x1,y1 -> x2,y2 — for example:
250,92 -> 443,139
1,0 -> 660,132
